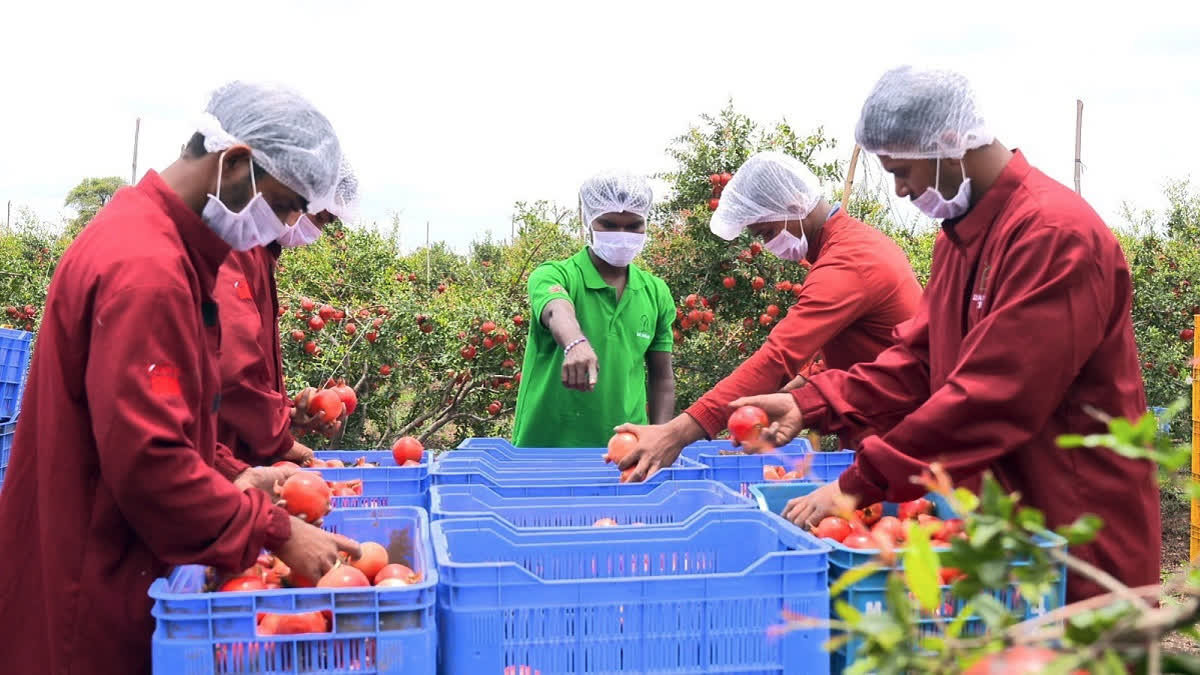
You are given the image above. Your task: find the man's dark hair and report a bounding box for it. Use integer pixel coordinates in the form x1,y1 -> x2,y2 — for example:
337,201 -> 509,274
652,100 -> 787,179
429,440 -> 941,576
184,132 -> 265,178
184,132 -> 207,158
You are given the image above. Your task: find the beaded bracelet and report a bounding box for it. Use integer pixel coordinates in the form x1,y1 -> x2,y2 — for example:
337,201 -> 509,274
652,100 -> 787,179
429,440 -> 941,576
563,336 -> 588,356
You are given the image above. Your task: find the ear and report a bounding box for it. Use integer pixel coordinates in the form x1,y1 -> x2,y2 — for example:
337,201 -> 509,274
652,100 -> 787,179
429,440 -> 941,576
221,144 -> 253,171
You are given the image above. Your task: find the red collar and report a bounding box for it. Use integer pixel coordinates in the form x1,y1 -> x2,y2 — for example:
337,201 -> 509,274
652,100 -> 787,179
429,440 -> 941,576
810,207 -> 850,264
136,170 -> 231,277
942,149 -> 1033,249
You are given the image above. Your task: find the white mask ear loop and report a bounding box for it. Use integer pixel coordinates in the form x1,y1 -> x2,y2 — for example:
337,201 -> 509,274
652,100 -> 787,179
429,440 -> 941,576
214,150 -> 226,197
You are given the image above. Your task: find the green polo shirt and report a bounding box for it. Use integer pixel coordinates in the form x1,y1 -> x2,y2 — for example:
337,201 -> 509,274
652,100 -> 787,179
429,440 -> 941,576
511,247 -> 675,448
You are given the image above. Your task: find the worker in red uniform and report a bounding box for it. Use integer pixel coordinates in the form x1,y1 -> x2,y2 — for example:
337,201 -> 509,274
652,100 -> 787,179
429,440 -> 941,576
730,66 -> 1160,602
0,81 -> 361,675
616,151 -> 922,480
215,158 -> 360,468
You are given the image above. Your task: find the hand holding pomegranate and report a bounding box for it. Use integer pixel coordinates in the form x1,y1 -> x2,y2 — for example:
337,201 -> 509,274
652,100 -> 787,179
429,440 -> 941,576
727,393 -> 805,449
272,518 -> 361,588
233,464 -> 300,496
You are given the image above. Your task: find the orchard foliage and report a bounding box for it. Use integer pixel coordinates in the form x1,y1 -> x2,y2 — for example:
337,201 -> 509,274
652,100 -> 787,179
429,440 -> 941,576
1117,180 -> 1200,419
2,113 -> 1198,449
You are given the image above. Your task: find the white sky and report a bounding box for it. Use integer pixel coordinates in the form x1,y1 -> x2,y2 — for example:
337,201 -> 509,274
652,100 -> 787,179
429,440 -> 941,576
2,1 -> 1197,252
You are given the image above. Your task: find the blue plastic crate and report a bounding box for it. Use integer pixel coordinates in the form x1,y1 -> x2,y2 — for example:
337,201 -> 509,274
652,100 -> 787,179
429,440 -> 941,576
429,479 -> 752,527
696,444 -> 855,496
679,438 -> 814,461
431,455 -> 706,487
313,449 -> 398,466
446,448 -> 616,463
454,438 -> 637,462
303,451 -> 432,509
1149,406 -> 1171,436
0,328 -> 33,423
430,480 -> 713,500
433,509 -> 832,674
0,416 -> 15,490
457,437 -> 515,450
149,506 -> 437,674
749,482 -> 1067,671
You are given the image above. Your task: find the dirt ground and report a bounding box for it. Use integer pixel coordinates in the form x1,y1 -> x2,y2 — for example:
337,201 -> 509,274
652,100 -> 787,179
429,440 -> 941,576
1159,467 -> 1199,654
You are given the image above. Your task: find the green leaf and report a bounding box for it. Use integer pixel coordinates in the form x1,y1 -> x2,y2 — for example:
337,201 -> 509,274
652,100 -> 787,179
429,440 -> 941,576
1163,443 -> 1192,471
845,659 -> 876,675
834,600 -> 863,625
884,574 -> 913,626
1134,410 -> 1160,441
902,524 -> 941,612
944,601 -> 975,639
953,487 -> 979,514
1057,433 -> 1087,448
1017,507 -> 1046,532
972,593 -> 1015,631
970,521 -> 1004,548
1177,624 -> 1200,642
831,562 -> 880,597
1056,513 -> 1104,545
821,632 -> 850,653
1101,649 -> 1128,675
976,559 -> 1009,588
918,635 -> 945,653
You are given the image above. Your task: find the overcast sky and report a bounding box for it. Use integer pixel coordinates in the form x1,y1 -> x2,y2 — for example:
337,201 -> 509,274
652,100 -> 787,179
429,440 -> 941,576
2,1 -> 1197,252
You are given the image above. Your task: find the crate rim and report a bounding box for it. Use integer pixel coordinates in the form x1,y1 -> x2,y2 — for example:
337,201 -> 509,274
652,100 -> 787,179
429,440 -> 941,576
432,510 -> 831,586
149,506 -> 439,602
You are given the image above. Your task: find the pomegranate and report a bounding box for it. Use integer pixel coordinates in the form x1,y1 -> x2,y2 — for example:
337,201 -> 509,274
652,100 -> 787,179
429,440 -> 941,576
351,542 -> 390,581
277,472 -> 332,523
391,436 -> 424,464
605,431 -> 638,464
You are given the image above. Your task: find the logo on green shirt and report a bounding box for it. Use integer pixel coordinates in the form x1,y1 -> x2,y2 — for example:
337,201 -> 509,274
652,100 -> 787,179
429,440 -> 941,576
636,314 -> 651,340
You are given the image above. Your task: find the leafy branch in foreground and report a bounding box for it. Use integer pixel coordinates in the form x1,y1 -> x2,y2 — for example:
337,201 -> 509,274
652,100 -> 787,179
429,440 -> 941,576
773,400 -> 1199,674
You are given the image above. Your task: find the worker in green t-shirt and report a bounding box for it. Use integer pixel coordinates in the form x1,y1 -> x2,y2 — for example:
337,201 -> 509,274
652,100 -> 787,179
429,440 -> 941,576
511,170 -> 676,448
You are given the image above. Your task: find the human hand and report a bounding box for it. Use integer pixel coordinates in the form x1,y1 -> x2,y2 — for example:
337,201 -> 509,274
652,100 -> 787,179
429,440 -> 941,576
781,481 -> 843,528
612,421 -> 686,483
728,393 -> 805,450
271,517 -> 361,586
562,340 -> 599,392
233,464 -> 300,497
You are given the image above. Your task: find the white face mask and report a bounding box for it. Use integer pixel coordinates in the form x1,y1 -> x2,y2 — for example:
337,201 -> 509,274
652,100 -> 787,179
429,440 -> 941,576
912,160 -> 972,220
764,222 -> 809,262
590,230 -> 647,267
277,213 -> 322,248
201,151 -> 288,251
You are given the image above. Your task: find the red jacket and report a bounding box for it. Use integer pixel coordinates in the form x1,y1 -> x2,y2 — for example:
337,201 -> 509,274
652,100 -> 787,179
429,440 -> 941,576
687,210 -> 922,446
215,245 -> 296,465
0,172 -> 292,675
794,151 -> 1159,602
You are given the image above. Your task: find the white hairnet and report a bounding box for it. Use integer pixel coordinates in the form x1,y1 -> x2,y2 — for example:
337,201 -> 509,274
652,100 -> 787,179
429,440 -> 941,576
854,66 -> 994,160
311,156 -> 360,223
330,158 -> 360,223
709,152 -> 823,241
579,170 -> 653,227
196,81 -> 343,204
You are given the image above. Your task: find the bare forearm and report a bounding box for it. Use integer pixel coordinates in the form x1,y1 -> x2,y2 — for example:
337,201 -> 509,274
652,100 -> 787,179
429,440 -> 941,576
541,298 -> 587,348
648,377 -> 675,424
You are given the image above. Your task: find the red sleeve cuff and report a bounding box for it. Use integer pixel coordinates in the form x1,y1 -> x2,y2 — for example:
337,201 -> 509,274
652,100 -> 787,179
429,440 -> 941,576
214,444 -> 251,480
262,506 -> 293,552
838,459 -> 887,507
683,401 -> 726,439
791,384 -> 830,428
